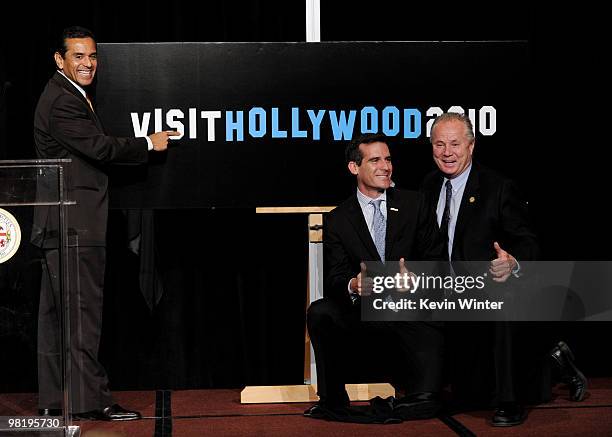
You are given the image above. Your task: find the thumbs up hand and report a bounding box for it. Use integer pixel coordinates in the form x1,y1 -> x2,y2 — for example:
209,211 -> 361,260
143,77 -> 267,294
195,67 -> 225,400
397,257 -> 414,292
350,262 -> 373,296
489,241 -> 517,283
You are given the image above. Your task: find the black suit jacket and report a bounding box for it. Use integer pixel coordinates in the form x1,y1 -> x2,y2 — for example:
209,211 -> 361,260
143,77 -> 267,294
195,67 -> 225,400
422,166 -> 550,406
32,72 -> 148,247
324,187 -> 442,302
420,162 -> 539,262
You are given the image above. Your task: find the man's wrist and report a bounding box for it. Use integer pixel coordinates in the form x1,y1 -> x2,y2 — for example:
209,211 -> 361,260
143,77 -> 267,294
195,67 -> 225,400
144,136 -> 153,151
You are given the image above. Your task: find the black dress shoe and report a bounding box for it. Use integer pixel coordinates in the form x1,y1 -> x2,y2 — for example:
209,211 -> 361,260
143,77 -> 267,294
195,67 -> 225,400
492,403 -> 526,427
303,402 -> 350,419
393,392 -> 441,420
303,403 -> 328,419
550,341 -> 588,401
38,408 -> 62,416
73,404 -> 141,421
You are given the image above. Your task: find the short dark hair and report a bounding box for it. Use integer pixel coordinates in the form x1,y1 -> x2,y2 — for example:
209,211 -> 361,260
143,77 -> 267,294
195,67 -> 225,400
56,26 -> 96,57
345,133 -> 389,165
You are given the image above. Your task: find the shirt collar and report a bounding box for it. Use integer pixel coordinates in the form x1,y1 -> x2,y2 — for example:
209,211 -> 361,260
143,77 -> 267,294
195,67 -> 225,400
444,162 -> 472,192
58,70 -> 87,99
356,188 -> 387,209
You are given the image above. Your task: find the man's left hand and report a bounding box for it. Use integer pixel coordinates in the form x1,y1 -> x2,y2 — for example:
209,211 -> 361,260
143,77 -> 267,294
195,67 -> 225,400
489,242 -> 517,283
397,257 -> 414,292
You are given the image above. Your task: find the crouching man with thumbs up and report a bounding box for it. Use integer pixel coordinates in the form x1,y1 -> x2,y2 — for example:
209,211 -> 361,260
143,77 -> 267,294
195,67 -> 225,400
304,134 -> 445,423
420,112 -> 585,427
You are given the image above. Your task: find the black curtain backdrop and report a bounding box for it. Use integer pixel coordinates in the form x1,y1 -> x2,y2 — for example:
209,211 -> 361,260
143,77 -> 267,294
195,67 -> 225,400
0,1 -> 609,393
102,209 -> 308,389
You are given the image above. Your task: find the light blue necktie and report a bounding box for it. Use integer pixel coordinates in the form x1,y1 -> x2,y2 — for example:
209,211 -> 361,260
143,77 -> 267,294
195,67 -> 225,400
370,199 -> 386,262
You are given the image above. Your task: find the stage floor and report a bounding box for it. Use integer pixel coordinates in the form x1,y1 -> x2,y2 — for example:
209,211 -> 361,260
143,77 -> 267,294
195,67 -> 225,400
1,379 -> 611,436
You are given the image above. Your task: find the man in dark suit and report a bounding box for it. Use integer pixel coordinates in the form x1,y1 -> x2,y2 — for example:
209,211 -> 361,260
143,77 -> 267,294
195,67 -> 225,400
304,133 -> 445,422
421,112 -> 586,426
32,26 -> 177,421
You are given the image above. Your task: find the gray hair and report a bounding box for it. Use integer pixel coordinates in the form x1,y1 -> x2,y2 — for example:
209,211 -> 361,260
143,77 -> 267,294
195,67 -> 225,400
430,112 -> 475,143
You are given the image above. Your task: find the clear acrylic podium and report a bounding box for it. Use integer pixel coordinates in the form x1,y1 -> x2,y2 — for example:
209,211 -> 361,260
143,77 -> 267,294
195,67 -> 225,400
0,160 -> 79,436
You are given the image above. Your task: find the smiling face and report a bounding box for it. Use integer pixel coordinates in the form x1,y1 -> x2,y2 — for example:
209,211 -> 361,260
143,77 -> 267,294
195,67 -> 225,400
431,119 -> 474,179
348,141 -> 392,198
54,37 -> 97,87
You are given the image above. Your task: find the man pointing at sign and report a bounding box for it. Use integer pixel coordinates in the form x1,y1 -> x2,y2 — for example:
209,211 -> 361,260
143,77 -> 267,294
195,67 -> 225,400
32,25 -> 178,421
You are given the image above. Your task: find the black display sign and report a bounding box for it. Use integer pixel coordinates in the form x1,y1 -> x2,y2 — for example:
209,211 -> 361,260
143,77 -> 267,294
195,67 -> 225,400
96,42 -> 529,208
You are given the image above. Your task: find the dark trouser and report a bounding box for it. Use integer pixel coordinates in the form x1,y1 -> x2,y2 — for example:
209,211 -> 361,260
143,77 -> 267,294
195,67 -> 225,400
37,246 -> 113,413
446,321 -> 552,408
307,297 -> 444,407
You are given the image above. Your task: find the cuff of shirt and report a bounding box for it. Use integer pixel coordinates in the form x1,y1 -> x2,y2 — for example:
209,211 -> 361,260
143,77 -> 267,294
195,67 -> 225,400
144,136 -> 153,151
347,279 -> 360,299
512,260 -> 521,278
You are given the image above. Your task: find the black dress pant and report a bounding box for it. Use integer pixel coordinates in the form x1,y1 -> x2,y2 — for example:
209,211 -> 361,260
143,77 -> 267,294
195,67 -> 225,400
446,321 -> 552,408
307,297 -> 444,407
37,246 -> 113,413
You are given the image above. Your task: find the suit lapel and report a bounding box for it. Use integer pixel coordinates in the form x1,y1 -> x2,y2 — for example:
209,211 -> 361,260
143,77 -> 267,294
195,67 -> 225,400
345,195 -> 381,261
53,72 -> 104,131
89,107 -> 104,131
385,188 -> 401,258
428,175 -> 444,229
452,165 -> 480,258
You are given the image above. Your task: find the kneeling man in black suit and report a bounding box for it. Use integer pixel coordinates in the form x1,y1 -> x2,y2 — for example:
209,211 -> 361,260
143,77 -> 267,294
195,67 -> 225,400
304,134 -> 444,421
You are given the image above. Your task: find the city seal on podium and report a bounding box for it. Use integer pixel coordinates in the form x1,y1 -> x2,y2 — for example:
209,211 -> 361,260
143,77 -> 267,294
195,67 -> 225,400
0,208 -> 21,263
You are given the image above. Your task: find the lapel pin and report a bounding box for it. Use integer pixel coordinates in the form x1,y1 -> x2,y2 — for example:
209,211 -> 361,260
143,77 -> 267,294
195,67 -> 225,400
469,196 -> 475,203
390,207 -> 399,212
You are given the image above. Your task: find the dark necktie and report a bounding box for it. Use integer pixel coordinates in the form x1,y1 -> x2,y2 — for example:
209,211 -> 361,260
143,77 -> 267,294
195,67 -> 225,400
439,180 -> 453,258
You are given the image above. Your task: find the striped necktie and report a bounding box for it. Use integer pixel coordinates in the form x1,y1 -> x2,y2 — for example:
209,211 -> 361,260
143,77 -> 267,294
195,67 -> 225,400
85,94 -> 95,112
440,180 -> 453,258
